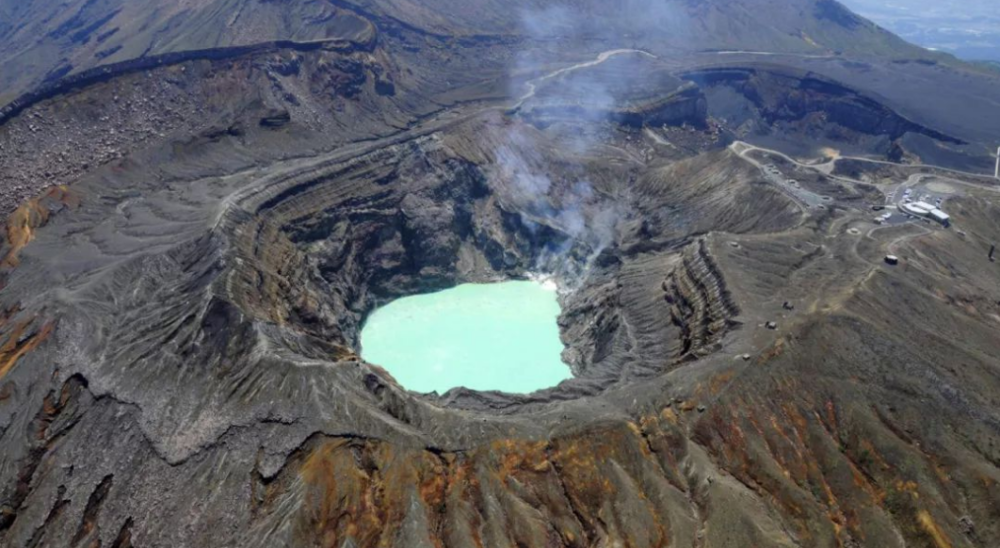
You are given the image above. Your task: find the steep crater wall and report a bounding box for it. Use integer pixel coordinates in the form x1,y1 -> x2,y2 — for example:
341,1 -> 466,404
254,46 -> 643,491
680,65 -> 965,156
218,133 -> 654,408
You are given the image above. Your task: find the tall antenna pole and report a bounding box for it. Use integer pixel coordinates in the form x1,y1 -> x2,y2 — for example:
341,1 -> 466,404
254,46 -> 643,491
996,146 -> 1000,180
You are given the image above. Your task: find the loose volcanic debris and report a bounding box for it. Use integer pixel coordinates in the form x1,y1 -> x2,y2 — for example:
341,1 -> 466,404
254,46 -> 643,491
0,1 -> 998,547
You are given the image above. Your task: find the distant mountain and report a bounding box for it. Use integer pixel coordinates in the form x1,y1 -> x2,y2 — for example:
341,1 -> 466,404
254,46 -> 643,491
0,0 -> 373,104
0,0 -> 936,105
840,0 -> 1000,62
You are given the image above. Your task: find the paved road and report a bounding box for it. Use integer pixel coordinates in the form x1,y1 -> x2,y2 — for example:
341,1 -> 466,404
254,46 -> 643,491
701,50 -> 836,59
734,140 -> 996,181
730,142 -> 828,210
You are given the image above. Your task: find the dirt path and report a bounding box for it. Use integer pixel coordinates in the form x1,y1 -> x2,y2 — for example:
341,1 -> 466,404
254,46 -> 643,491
511,49 -> 655,110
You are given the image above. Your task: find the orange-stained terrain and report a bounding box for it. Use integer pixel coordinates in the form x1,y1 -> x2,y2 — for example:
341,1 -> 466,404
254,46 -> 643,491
1,0 -> 999,547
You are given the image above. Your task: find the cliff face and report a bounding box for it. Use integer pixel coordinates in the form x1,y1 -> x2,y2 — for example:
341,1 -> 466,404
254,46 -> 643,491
1,1 -> 1000,548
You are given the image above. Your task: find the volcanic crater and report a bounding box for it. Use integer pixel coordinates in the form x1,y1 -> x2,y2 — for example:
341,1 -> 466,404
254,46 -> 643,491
215,110 -> 773,411
2,2 -> 1000,547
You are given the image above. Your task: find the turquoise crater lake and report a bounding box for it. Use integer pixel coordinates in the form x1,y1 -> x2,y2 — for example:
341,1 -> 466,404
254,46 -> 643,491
360,281 -> 571,394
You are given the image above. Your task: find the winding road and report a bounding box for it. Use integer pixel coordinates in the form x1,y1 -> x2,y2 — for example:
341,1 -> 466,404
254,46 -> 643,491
733,140 -> 997,181
511,49 -> 656,111
703,50 -> 835,59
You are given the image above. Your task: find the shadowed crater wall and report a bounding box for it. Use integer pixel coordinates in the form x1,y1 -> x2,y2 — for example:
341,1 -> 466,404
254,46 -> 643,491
1,2 -> 999,546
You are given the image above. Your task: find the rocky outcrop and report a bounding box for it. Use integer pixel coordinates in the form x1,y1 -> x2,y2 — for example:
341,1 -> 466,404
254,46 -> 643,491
0,38 -> 375,127
523,82 -> 708,129
520,54 -> 709,129
663,239 -> 740,360
681,65 -> 965,147
0,38 -> 404,217
0,186 -> 79,288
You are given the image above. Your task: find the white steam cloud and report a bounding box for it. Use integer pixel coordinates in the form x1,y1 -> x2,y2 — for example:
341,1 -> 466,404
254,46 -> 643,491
485,2 -> 684,286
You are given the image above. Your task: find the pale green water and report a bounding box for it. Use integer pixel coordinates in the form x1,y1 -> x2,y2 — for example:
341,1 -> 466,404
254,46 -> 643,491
360,281 -> 570,394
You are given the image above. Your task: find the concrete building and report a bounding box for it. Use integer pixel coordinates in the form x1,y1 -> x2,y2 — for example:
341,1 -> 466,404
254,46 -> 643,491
901,201 -> 950,227
929,209 -> 950,227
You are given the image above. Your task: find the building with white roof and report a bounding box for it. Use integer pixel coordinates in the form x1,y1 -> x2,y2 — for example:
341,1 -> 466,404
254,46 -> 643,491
929,209 -> 950,226
901,201 -> 950,227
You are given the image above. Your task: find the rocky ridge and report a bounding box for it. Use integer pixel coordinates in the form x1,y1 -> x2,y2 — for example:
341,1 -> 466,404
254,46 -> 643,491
0,1 -> 999,547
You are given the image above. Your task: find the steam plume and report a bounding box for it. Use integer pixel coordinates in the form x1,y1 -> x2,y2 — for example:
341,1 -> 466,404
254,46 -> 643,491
485,3 -> 682,285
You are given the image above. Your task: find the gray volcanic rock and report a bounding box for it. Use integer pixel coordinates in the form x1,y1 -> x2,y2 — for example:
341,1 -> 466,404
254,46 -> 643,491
0,1 -> 999,548
520,54 -> 708,129
0,0 -> 942,108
